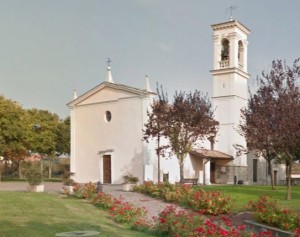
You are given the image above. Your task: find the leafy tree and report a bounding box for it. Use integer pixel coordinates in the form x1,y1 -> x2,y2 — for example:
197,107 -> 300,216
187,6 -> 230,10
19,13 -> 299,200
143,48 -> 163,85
26,109 -> 60,178
240,59 -> 300,199
56,116 -> 70,155
143,86 -> 169,182
166,91 -> 218,182
0,96 -> 29,177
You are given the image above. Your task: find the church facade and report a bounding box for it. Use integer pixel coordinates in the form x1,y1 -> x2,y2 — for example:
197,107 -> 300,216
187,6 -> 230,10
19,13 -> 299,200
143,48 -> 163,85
68,19 -> 289,185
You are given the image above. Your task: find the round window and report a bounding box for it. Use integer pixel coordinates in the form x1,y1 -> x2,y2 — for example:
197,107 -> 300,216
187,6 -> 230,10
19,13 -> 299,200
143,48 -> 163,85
105,111 -> 112,122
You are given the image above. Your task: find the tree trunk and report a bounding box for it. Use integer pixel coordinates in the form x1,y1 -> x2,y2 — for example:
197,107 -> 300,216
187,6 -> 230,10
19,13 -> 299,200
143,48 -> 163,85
286,162 -> 292,200
157,135 -> 160,183
267,160 -> 274,190
179,158 -> 184,182
18,161 -> 22,179
40,159 -> 44,177
48,160 -> 52,179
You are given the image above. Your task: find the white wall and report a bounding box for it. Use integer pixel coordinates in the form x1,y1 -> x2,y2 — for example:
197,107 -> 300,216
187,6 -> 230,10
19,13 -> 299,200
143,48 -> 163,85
71,86 -> 152,184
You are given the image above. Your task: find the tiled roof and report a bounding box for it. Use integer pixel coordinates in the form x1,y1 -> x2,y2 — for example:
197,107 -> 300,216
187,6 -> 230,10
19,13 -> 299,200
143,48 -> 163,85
190,149 -> 233,159
292,163 -> 300,174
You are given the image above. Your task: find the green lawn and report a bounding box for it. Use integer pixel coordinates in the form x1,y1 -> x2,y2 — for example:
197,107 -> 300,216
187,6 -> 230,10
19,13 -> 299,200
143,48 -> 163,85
201,185 -> 300,213
0,191 -> 156,237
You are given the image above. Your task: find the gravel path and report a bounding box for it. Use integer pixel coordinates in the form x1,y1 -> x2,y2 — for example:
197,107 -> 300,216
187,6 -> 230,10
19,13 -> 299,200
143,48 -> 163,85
100,184 -> 184,222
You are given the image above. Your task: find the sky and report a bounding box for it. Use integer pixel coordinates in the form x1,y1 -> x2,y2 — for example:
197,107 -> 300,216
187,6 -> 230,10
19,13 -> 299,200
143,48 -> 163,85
1,0 -> 300,119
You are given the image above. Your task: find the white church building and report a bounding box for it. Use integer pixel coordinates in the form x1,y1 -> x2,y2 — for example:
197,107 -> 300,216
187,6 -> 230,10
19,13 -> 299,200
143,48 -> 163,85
67,18 -> 290,185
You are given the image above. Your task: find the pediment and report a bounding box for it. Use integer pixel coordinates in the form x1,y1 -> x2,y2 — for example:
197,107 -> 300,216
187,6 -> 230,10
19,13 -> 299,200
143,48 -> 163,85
67,82 -> 155,107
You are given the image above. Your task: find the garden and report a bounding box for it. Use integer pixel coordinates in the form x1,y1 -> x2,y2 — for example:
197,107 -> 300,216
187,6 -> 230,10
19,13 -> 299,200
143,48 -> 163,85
70,182 -> 300,237
1,182 -> 300,237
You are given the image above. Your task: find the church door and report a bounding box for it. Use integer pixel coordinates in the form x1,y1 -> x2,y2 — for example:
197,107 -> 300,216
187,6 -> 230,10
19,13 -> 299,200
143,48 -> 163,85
274,170 -> 278,186
103,155 -> 111,184
210,162 -> 216,183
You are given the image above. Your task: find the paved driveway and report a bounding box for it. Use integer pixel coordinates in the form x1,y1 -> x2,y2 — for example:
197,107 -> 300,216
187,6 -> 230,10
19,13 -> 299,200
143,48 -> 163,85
0,181 -> 63,193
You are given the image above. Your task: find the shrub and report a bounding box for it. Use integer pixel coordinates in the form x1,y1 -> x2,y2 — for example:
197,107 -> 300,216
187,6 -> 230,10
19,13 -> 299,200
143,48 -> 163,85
123,174 -> 139,184
109,200 -> 147,225
154,206 -> 259,237
247,195 -> 300,232
134,183 -> 232,215
187,189 -> 232,215
82,182 -> 97,200
74,187 -> 148,226
62,170 -> 75,186
24,165 -> 43,186
92,192 -> 114,210
72,182 -> 97,199
91,192 -> 147,225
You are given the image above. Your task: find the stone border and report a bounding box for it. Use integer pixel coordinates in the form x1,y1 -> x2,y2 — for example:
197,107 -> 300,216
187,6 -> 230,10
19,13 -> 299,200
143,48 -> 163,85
56,231 -> 100,236
245,220 -> 295,237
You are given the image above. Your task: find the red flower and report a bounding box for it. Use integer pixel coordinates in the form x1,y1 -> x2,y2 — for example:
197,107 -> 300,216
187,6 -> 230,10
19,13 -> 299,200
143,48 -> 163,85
237,224 -> 246,230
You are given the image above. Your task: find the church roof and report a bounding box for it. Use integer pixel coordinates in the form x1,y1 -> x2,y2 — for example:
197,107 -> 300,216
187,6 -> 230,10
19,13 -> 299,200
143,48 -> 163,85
211,20 -> 250,35
190,148 -> 233,160
67,81 -> 156,107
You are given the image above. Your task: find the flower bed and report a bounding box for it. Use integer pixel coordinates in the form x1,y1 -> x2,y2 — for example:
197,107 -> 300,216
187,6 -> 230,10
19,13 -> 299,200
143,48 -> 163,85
152,205 -> 271,237
70,182 -> 300,237
73,182 -> 147,225
247,195 -> 300,234
134,182 -> 232,215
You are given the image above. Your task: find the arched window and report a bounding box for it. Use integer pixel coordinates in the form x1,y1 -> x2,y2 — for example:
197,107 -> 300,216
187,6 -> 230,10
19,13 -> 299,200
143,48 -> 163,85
105,111 -> 112,122
221,39 -> 230,61
238,40 -> 244,69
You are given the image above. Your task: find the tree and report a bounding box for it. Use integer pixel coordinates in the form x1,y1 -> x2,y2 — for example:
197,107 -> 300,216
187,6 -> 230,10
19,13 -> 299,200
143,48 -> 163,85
143,86 -> 169,182
56,116 -> 70,155
26,109 -> 60,178
239,82 -> 278,189
166,91 -> 218,182
0,96 -> 29,178
240,59 -> 300,199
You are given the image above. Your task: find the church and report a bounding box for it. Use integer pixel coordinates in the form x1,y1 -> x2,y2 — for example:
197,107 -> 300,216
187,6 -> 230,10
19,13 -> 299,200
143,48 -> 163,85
67,18 -> 289,185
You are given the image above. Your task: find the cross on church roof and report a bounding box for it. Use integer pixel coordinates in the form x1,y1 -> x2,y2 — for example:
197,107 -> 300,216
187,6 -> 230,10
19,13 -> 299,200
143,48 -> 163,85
107,58 -> 111,67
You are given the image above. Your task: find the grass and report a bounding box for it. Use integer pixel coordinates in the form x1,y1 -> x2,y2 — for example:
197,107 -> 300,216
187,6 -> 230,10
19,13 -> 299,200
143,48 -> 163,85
1,185 -> 299,236
201,185 -> 300,213
0,191 -> 156,237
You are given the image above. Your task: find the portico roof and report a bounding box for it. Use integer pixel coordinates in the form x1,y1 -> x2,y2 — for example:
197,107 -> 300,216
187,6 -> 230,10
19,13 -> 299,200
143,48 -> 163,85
292,163 -> 300,175
190,149 -> 233,160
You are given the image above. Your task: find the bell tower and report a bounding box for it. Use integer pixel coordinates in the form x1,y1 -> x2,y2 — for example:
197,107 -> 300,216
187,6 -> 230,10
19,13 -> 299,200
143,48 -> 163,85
211,19 -> 250,168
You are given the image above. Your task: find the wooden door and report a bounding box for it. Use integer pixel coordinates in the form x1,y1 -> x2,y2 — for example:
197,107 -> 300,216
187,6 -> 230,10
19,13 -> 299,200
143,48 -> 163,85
210,162 -> 216,183
103,155 -> 111,184
253,159 -> 258,182
274,170 -> 278,186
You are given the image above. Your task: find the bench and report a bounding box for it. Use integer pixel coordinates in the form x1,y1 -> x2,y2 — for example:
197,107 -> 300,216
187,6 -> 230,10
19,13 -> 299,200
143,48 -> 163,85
180,178 -> 198,186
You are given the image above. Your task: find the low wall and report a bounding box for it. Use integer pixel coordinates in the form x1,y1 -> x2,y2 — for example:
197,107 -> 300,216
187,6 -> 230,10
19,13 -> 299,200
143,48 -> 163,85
245,220 -> 295,237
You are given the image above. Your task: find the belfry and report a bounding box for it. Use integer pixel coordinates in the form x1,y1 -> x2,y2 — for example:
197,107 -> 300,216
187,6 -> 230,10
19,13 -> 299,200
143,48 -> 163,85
211,18 -> 250,183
